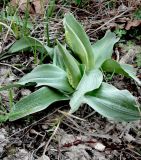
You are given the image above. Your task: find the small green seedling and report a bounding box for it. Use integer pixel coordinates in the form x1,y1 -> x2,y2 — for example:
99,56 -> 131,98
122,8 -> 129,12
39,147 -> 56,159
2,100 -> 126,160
0,13 -> 141,122
114,29 -> 127,38
74,0 -> 82,5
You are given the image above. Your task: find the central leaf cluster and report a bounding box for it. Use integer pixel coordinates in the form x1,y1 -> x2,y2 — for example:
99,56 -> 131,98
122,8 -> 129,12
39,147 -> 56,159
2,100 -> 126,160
1,13 -> 140,122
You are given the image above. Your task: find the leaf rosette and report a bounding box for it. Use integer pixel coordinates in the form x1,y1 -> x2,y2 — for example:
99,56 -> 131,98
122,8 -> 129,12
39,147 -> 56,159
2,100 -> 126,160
0,13 -> 140,122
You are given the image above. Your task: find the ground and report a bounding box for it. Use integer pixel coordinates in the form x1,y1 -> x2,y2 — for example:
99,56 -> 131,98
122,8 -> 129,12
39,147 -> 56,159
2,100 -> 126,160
0,0 -> 141,160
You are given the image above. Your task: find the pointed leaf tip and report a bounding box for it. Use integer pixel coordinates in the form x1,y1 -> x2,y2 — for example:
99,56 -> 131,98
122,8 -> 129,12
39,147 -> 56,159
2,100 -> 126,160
63,13 -> 95,70
57,40 -> 82,88
92,30 -> 119,68
85,83 -> 140,121
9,87 -> 69,121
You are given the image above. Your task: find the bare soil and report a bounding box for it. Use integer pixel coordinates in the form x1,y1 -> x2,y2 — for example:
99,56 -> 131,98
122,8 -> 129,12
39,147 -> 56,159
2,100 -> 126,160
0,0 -> 141,159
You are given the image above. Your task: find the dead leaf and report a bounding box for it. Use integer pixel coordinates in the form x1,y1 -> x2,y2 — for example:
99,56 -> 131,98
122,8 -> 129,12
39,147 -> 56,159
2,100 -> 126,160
37,155 -> 50,160
11,0 -> 48,15
118,4 -> 127,12
11,0 -> 34,14
124,133 -> 136,142
125,20 -> 141,30
0,129 -> 9,155
32,0 -> 48,15
119,44 -> 141,64
3,149 -> 32,160
65,145 -> 92,160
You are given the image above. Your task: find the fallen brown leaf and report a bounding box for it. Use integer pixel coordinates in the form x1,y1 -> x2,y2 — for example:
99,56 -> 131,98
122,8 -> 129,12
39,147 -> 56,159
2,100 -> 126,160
11,0 -> 48,15
125,20 -> 141,30
32,0 -> 48,14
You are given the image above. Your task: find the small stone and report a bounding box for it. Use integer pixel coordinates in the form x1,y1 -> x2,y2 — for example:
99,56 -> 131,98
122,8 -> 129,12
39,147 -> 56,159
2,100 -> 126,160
42,125 -> 48,130
94,143 -> 105,152
124,133 -> 136,142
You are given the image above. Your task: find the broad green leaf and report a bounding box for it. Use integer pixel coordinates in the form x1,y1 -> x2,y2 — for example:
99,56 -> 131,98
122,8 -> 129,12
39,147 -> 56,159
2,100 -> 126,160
70,69 -> 103,112
102,59 -> 141,86
92,31 -> 119,68
85,83 -> 140,121
53,46 -> 66,70
9,87 -> 68,121
57,41 -> 82,88
63,13 -> 95,70
8,36 -> 53,57
18,64 -> 73,93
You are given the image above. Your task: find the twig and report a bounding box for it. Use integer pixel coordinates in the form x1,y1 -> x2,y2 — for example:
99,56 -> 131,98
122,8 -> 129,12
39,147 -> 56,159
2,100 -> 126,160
62,121 -> 112,139
0,106 -> 66,144
0,62 -> 24,74
91,9 -> 133,33
58,110 -> 86,121
43,121 -> 60,155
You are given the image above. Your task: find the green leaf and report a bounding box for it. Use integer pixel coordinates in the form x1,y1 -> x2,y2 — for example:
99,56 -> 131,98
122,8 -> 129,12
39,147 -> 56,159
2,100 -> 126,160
8,36 -> 53,57
63,13 -> 95,70
57,41 -> 82,88
18,64 -> 73,93
4,16 -> 33,29
85,83 -> 140,121
53,46 -> 65,70
70,69 -> 103,112
9,87 -> 68,121
102,59 -> 141,86
74,0 -> 81,5
92,31 -> 119,68
47,0 -> 56,18
121,64 -> 141,86
0,114 -> 9,122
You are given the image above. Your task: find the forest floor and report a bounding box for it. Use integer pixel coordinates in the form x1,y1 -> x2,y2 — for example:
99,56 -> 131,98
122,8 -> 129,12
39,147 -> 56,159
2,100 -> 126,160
0,0 -> 141,159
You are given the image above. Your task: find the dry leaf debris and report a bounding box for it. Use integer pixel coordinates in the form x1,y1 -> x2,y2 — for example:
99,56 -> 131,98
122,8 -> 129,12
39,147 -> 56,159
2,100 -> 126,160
11,0 -> 48,15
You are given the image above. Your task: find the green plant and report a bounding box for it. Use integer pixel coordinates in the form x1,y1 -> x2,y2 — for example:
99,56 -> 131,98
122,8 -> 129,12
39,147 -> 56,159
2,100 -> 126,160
0,3 -> 33,38
136,53 -> 141,67
74,0 -> 82,5
105,0 -> 116,9
45,0 -> 56,47
0,13 -> 141,122
134,7 -> 141,20
114,29 -> 127,38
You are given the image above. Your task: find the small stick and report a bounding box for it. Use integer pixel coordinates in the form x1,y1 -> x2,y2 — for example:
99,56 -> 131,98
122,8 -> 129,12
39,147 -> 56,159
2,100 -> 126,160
92,9 -> 133,33
0,62 -> 24,74
43,121 -> 60,155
